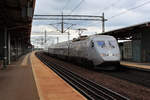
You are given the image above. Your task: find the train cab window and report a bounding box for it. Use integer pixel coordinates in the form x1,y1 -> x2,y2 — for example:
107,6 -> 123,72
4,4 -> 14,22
97,41 -> 105,48
91,41 -> 94,47
108,41 -> 115,48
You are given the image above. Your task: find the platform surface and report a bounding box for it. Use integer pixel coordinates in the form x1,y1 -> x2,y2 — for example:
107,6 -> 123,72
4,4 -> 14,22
31,52 -> 87,100
0,52 -> 86,100
0,53 -> 39,100
121,61 -> 150,70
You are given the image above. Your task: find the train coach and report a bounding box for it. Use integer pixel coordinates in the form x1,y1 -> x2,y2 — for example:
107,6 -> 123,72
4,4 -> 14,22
48,35 -> 121,70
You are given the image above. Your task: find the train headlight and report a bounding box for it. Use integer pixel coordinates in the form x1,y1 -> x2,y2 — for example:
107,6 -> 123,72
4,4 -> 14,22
109,53 -> 113,56
101,53 -> 120,57
115,53 -> 120,57
100,53 -> 108,57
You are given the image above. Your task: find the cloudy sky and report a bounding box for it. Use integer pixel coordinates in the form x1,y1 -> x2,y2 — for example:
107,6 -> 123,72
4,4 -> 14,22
31,0 -> 150,44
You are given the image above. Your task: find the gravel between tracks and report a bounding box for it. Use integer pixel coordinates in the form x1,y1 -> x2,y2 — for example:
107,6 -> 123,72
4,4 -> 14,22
43,54 -> 150,100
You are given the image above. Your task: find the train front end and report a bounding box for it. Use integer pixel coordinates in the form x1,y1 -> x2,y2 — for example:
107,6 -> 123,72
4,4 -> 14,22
93,35 -> 120,69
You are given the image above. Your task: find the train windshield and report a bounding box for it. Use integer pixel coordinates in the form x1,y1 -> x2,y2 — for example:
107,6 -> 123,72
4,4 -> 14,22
97,41 -> 116,49
97,41 -> 105,48
108,41 -> 116,48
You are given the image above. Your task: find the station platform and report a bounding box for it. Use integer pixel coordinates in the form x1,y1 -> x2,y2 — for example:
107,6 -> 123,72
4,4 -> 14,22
121,61 -> 150,71
31,52 -> 86,100
0,52 -> 86,100
0,53 -> 39,100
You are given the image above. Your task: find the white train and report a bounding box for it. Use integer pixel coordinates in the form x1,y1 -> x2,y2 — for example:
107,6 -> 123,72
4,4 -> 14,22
48,35 -> 120,70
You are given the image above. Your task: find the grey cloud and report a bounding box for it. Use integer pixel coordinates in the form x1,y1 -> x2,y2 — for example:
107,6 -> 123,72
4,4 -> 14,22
33,0 -> 150,33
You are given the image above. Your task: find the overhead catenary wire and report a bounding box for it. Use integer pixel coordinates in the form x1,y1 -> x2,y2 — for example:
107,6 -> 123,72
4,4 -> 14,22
62,0 -> 71,12
100,0 -> 121,12
109,0 -> 150,19
69,0 -> 85,15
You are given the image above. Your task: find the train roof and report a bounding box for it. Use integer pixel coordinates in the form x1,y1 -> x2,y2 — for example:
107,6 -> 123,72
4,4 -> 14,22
49,34 -> 115,48
72,35 -> 115,42
72,35 -> 89,42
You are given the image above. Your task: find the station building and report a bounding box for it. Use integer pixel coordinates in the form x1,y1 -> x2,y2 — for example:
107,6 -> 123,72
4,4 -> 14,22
102,22 -> 150,63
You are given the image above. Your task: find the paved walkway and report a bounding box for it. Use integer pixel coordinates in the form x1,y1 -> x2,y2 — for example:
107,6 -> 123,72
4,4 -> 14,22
0,53 -> 39,100
0,52 -> 86,100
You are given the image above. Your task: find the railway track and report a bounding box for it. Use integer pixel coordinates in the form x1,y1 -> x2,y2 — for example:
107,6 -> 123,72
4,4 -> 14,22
36,52 -> 129,100
44,52 -> 150,89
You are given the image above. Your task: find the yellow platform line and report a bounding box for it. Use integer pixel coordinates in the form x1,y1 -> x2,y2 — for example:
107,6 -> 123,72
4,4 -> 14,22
121,61 -> 150,70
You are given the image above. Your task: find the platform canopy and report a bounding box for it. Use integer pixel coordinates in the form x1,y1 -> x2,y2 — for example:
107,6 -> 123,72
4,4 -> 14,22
101,22 -> 150,40
0,0 -> 36,44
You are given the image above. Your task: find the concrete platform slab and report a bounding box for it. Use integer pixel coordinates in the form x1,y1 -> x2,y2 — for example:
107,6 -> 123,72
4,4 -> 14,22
0,53 -> 39,100
31,52 -> 87,100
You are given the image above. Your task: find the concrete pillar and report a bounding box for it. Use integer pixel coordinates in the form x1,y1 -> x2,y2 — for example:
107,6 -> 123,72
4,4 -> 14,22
18,39 -> 20,56
0,30 -> 4,59
16,38 -> 19,58
3,27 -> 7,68
15,38 -> 18,60
7,32 -> 11,64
